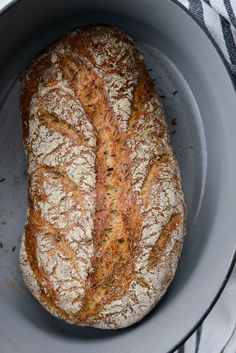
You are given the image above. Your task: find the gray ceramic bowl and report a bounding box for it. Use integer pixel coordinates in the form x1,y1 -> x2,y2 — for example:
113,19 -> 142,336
0,0 -> 236,352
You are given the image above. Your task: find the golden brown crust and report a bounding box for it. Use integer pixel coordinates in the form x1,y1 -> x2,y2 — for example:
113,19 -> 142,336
20,25 -> 185,329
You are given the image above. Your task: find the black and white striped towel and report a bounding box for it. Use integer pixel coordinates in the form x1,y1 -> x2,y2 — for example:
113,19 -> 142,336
174,266 -> 236,353
175,1 -> 236,352
178,0 -> 236,75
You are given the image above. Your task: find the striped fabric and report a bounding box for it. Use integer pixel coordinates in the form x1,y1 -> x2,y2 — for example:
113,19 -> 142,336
178,0 -> 236,75
174,2 -> 236,352
175,265 -> 236,352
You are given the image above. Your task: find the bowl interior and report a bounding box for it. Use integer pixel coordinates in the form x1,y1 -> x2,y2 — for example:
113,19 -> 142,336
0,1 -> 236,353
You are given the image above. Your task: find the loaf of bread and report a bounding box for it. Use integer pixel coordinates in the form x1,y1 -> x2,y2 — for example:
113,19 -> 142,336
20,25 -> 185,329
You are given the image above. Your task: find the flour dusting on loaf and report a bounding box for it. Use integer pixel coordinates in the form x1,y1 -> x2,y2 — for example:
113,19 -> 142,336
20,25 -> 185,329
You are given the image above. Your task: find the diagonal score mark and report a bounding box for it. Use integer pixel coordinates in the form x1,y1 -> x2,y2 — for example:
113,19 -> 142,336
25,162 -> 94,313
57,55 -> 143,322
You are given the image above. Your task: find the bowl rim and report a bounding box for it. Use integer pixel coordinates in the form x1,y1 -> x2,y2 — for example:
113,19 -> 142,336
0,0 -> 236,352
0,0 -> 18,15
166,2 -> 236,352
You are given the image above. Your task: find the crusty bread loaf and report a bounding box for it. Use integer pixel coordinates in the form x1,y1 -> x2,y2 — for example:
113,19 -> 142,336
20,25 -> 185,329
